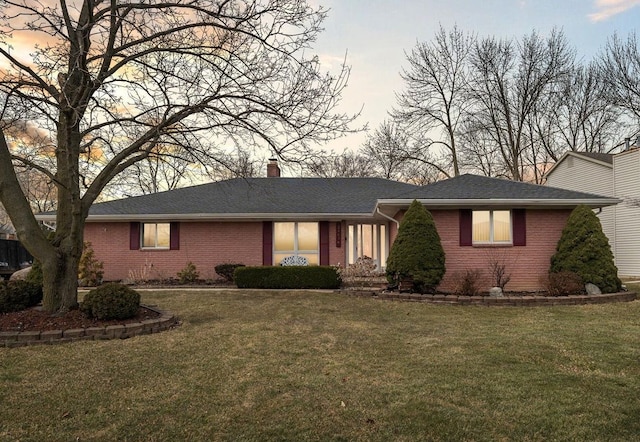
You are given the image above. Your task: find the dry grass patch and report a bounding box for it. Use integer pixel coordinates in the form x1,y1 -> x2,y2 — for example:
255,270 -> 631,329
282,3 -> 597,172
1,289 -> 639,441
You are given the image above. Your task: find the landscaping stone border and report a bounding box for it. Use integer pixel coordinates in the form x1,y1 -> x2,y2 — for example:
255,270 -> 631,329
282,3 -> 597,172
341,290 -> 637,306
0,305 -> 179,348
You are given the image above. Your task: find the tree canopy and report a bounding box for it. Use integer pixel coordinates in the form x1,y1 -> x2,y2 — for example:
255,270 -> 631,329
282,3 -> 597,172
0,0 -> 357,313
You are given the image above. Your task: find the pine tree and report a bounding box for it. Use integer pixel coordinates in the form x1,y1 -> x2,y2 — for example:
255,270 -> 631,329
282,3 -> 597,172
386,200 -> 445,293
550,205 -> 621,293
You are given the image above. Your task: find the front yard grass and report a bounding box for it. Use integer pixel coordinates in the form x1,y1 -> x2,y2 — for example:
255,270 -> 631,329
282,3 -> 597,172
1,289 -> 639,441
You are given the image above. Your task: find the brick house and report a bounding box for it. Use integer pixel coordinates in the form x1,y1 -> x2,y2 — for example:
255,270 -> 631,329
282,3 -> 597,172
39,161 -> 619,291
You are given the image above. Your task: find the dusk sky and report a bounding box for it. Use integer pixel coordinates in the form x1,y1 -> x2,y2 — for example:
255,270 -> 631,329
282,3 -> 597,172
311,0 -> 640,153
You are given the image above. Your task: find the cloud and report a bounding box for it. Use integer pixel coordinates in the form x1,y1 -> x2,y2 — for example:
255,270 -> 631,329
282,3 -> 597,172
589,0 -> 640,22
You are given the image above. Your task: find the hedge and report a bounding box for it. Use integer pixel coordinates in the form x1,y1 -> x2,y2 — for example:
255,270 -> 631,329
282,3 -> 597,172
234,266 -> 341,289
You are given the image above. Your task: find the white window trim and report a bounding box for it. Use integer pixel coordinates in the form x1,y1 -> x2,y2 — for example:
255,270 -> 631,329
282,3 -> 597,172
472,210 -> 513,245
273,222 -> 319,263
141,223 -> 170,249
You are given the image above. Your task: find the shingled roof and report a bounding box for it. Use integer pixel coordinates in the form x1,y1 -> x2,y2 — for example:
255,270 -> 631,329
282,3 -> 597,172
83,177 -> 419,220
375,174 -> 619,209
37,174 -> 618,222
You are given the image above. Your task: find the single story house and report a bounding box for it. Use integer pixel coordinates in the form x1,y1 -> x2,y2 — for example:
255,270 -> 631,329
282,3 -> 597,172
38,161 -> 620,291
544,148 -> 640,278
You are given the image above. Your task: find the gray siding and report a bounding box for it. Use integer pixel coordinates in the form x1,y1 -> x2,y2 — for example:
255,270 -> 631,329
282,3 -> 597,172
546,154 -> 615,257
613,149 -> 640,277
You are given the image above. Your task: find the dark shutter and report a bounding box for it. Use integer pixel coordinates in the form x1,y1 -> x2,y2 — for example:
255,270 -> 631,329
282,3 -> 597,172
263,221 -> 273,266
170,222 -> 180,250
130,222 -> 140,250
459,209 -> 472,246
319,221 -> 330,265
513,209 -> 526,246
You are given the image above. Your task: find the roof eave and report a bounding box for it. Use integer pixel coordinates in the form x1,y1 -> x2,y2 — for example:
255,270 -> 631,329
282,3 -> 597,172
39,212 -> 378,223
376,198 -> 621,210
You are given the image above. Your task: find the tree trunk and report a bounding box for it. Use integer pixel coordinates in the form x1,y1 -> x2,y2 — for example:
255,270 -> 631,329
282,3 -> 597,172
41,247 -> 81,313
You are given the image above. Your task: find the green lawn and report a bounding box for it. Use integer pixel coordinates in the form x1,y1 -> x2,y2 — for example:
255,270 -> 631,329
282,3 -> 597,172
2,289 -> 639,441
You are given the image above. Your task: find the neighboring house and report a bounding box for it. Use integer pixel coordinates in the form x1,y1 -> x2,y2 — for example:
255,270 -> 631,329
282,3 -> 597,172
545,149 -> 640,278
37,161 -> 619,291
0,224 -> 16,240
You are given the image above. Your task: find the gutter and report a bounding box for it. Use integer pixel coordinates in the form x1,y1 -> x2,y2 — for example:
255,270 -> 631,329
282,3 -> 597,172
376,207 -> 400,227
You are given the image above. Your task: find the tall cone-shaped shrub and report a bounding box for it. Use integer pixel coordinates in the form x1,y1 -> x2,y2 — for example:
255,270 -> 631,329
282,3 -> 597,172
550,204 -> 621,293
386,200 -> 445,293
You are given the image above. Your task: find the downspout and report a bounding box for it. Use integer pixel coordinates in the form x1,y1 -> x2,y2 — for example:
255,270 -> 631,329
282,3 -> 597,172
376,207 -> 400,227
376,207 -> 400,270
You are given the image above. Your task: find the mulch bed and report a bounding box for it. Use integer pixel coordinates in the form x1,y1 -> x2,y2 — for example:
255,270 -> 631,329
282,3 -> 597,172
0,306 -> 161,332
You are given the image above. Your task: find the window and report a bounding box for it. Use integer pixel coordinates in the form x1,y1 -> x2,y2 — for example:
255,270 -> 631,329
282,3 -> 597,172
347,224 -> 387,269
274,222 -> 319,265
472,210 -> 512,244
142,223 -> 171,249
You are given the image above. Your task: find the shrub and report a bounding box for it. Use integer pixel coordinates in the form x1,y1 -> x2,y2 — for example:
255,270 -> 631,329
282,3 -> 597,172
453,269 -> 483,296
215,263 -> 245,282
25,259 -> 43,287
234,266 -> 341,289
78,241 -> 104,287
177,261 -> 200,284
81,283 -> 140,320
386,200 -> 445,293
550,204 -> 621,293
488,259 -> 511,290
0,280 -> 43,313
544,271 -> 585,297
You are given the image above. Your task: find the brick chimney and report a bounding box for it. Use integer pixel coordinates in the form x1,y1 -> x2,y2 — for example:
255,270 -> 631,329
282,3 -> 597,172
267,158 -> 281,177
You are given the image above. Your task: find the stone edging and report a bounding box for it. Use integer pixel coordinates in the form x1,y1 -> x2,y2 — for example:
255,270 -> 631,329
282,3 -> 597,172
0,305 -> 179,348
341,290 -> 637,306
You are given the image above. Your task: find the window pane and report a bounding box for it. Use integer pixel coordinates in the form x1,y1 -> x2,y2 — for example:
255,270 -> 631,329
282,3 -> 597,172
156,223 -> 170,247
472,211 -> 490,242
297,222 -> 318,251
493,211 -> 511,242
361,224 -> 373,258
274,252 -> 291,266
299,253 -> 318,265
142,224 -> 156,247
274,222 -> 295,252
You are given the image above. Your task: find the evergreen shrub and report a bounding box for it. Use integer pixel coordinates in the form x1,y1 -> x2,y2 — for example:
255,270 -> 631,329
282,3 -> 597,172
234,266 -> 341,289
81,283 -> 140,320
386,200 -> 445,293
177,261 -> 199,284
78,241 -> 104,286
550,205 -> 621,293
25,259 -> 43,287
0,280 -> 43,313
215,263 -> 245,282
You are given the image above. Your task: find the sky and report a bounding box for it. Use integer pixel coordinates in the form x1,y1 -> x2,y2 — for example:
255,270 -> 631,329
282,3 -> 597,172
310,0 -> 640,153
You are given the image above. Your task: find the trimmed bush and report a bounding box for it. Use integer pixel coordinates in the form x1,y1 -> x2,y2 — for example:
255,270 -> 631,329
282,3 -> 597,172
234,266 -> 341,289
78,241 -> 104,287
81,283 -> 140,320
386,200 -> 445,293
550,205 -> 621,293
215,263 -> 245,282
0,280 -> 43,313
177,261 -> 200,284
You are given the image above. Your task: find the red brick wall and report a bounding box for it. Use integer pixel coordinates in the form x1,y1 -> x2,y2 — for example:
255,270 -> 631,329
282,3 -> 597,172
85,220 -> 348,281
390,209 -> 570,292
86,210 -> 568,289
85,222 -> 264,281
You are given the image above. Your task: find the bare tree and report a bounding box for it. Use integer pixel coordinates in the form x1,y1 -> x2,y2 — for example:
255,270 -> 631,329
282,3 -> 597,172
599,32 -> 640,122
393,25 -> 474,177
303,149 -> 375,177
0,0 -> 356,313
466,29 -> 574,181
